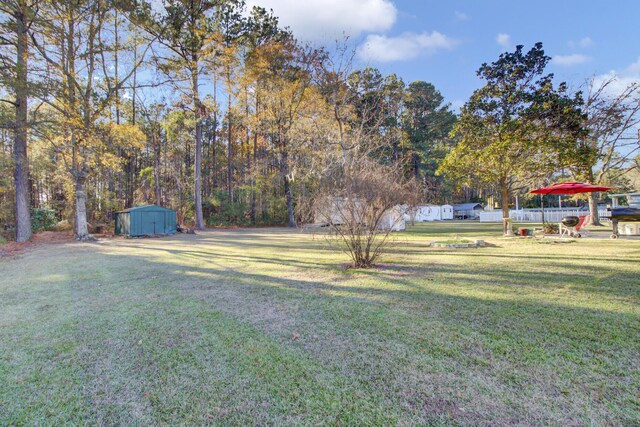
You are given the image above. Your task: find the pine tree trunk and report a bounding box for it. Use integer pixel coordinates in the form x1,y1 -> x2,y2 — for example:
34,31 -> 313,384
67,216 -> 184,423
154,136 -> 161,205
75,171 -> 90,239
13,2 -> 32,242
250,131 -> 257,225
227,103 -> 233,202
192,68 -> 204,230
282,147 -> 295,228
412,153 -> 420,180
194,119 -> 204,229
211,121 -> 217,190
212,73 -> 218,191
285,175 -> 295,227
126,154 -> 135,208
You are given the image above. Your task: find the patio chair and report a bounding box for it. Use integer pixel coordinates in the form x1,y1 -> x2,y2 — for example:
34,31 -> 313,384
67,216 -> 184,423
574,215 -> 590,237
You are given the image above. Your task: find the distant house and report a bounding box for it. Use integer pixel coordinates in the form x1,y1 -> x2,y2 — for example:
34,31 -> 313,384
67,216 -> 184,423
453,203 -> 483,220
441,204 -> 454,220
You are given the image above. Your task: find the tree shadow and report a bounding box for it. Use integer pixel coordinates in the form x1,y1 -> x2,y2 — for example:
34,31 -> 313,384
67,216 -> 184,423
11,234 -> 637,425
99,241 -> 640,323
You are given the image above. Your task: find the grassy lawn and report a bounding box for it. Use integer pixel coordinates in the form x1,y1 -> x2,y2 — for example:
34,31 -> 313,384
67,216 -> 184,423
1,222 -> 639,425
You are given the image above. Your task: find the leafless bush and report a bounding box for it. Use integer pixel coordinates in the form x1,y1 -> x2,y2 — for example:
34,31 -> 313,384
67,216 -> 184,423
303,157 -> 413,268
297,46 -> 420,267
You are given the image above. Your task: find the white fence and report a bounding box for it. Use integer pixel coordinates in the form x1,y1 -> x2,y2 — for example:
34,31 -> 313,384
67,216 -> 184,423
479,208 -> 609,223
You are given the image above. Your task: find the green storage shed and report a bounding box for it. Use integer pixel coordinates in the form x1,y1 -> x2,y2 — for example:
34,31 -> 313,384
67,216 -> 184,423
114,205 -> 177,237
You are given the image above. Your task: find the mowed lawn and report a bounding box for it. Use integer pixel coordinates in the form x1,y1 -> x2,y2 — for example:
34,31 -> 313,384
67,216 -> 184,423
1,223 -> 639,425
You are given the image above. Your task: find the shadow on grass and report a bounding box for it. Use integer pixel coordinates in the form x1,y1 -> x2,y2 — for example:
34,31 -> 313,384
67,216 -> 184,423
115,230 -> 334,255
4,230 -> 638,426
100,239 -> 640,332
92,242 -> 640,426
109,229 -> 640,305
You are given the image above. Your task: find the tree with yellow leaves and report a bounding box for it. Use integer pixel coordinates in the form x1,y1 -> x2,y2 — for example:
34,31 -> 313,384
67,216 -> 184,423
30,0 -> 150,239
248,36 -> 325,227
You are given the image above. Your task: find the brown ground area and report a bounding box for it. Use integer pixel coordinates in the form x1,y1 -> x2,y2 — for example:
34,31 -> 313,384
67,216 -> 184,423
0,231 -> 76,258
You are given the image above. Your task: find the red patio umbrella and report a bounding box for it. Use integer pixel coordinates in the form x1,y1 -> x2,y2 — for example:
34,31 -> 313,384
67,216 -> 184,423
531,182 -> 613,195
530,182 -> 613,226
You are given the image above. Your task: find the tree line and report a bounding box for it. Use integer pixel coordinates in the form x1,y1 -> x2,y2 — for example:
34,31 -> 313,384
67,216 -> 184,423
0,0 -> 459,241
1,0 -> 638,242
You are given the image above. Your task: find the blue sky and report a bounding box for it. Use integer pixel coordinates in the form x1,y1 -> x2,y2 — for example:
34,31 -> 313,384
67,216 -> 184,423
248,0 -> 640,110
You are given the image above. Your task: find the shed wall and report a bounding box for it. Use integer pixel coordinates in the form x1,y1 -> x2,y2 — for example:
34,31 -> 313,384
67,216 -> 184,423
115,206 -> 177,236
114,212 -> 130,236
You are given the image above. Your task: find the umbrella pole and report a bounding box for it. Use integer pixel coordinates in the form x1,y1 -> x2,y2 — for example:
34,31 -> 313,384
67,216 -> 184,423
541,195 -> 545,237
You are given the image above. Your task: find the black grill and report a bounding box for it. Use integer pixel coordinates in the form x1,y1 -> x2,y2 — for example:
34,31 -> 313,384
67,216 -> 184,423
608,207 -> 640,238
561,216 -> 580,227
610,207 -> 640,222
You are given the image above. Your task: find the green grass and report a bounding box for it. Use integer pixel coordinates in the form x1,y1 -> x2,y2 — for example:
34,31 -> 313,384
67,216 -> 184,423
1,222 -> 639,425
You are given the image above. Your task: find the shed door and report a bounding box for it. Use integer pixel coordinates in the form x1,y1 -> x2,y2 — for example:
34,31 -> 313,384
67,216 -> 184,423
140,211 -> 165,235
151,211 -> 164,234
167,210 -> 176,233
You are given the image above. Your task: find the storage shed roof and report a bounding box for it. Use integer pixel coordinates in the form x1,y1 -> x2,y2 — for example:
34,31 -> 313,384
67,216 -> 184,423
453,203 -> 483,210
115,205 -> 174,213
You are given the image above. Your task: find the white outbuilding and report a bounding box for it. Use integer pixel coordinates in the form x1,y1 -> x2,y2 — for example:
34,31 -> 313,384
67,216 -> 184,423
453,203 -> 483,220
441,204 -> 454,220
314,197 -> 364,226
400,204 -> 414,222
415,204 -> 441,221
378,205 -> 407,231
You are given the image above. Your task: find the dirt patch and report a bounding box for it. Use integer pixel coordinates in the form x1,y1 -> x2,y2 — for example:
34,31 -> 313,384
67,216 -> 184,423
0,230 -> 75,258
374,263 -> 430,276
337,262 -> 429,277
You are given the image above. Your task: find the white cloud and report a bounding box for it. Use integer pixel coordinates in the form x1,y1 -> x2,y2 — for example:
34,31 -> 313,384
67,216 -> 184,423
624,57 -> 640,74
552,53 -> 591,66
246,0 -> 397,41
454,11 -> 469,22
592,57 -> 640,96
357,31 -> 458,62
592,73 -> 639,97
496,33 -> 511,49
579,36 -> 593,48
569,36 -> 593,49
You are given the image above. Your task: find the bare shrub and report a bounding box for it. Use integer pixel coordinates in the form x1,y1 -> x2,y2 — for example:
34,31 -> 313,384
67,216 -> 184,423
297,46 -> 420,268
305,157 -> 413,268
